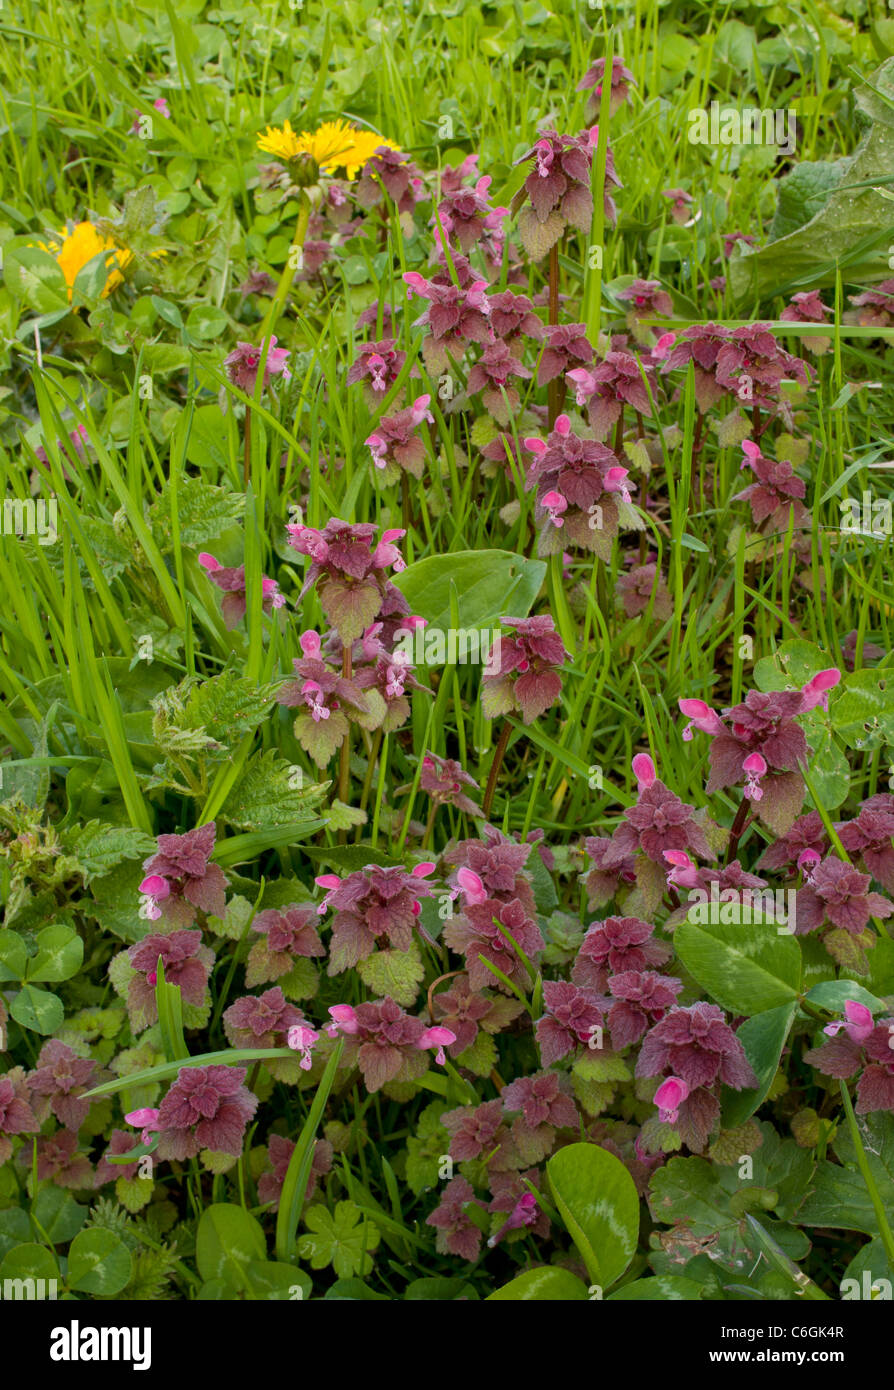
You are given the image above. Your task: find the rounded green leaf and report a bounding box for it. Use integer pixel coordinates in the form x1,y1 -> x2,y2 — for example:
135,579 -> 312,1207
244,1261 -> 311,1301
31,1188 -> 87,1244
546,1142 -> 639,1290
186,305 -> 229,341
0,1242 -> 59,1292
721,1001 -> 798,1128
487,1266 -> 590,1300
196,1203 -> 266,1289
27,924 -> 84,982
68,1228 -> 133,1295
674,917 -> 801,1015
392,550 -> 546,647
0,929 -> 27,982
10,984 -> 65,1034
607,1275 -> 704,1300
805,980 -> 887,1015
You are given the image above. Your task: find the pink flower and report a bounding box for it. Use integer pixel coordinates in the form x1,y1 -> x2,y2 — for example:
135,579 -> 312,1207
141,822 -> 228,924
224,337 -> 291,392
138,873 -> 170,921
287,1024 -> 321,1070
542,490 -> 568,527
326,1003 -> 360,1037
416,1026 -> 457,1066
487,1191 -> 540,1248
632,753 -> 656,791
742,751 -> 767,802
678,698 -> 725,742
800,668 -> 841,713
653,1076 -> 690,1125
456,866 -> 488,905
651,331 -> 677,361
124,1107 -> 161,1145
824,1000 -> 874,1045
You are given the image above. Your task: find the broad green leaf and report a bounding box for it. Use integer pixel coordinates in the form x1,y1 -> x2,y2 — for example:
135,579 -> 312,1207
10,984 -> 65,1034
68,1229 -> 133,1295
26,924 -> 83,983
805,980 -> 887,1014
607,1275 -> 703,1300
546,1142 -> 639,1289
487,1266 -> 590,1300
721,1002 -> 798,1128
297,1201 -> 380,1278
196,1204 -> 267,1291
830,670 -> 894,751
674,916 -> 801,1014
797,1112 -> 894,1239
0,1243 -> 59,1289
0,929 -> 27,982
393,549 -> 546,647
32,1187 -> 87,1244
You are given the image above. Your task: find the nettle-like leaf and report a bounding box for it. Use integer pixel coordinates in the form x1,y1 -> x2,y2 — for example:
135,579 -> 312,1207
357,944 -> 425,1007
326,800 -> 368,832
517,206 -> 565,260
293,708 -> 350,767
148,475 -> 245,551
61,822 -> 157,887
405,1102 -> 449,1195
297,1201 -> 381,1278
152,670 -> 278,759
224,751 -> 329,831
206,895 -> 253,941
318,577 -> 383,644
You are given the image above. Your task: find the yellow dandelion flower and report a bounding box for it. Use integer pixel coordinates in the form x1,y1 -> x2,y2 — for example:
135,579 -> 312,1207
256,118 -> 304,162
40,222 -> 133,302
257,117 -> 399,180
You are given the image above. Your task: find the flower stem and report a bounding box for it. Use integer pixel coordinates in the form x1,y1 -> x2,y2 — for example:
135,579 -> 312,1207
242,405 -> 252,489
338,645 -> 353,840
725,795 -> 751,864
482,719 -> 512,821
838,1080 -> 894,1275
548,243 -> 560,429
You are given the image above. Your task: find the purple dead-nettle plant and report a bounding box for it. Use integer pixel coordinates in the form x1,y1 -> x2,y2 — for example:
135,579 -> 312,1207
352,625 -> 429,733
722,232 -> 757,259
485,290 -> 545,349
276,628 -> 372,768
324,996 -> 449,1092
572,915 -> 672,992
139,822 -> 228,925
781,290 -> 832,355
314,862 -> 437,973
615,279 -> 673,336
436,174 -> 508,253
841,630 -> 885,671
403,267 -> 493,376
580,834 -> 638,909
27,1041 -> 105,1129
31,1131 -> 93,1189
365,394 -> 433,482
356,146 -> 427,216
430,972 -> 525,1055
346,338 -> 407,403
0,1069 -> 38,1165
757,810 -> 829,875
487,1175 -> 549,1247
238,268 -> 277,299
356,299 -> 395,337
566,350 -> 656,443
466,340 -> 532,425
538,323 -> 593,388
637,1002 -> 758,1152
606,970 -> 685,1050
197,552 -> 285,629
678,668 -> 841,836
223,987 -> 309,1082
794,856 -> 893,950
510,127 -> 620,260
246,902 -> 326,987
577,55 -> 637,114
616,559 -> 673,621
662,188 -> 694,225
420,751 -> 482,818
838,795 -> 894,892
600,755 -> 717,900
443,894 -> 544,992
123,929 -> 215,1033
806,1013 -> 894,1116
154,1065 -> 258,1162
480,613 -> 568,725
535,980 -> 606,1066
257,1135 -> 333,1210
524,414 -> 634,558
443,826 -> 538,915
426,1175 -> 487,1261
733,439 -> 809,535
847,278 -> 894,328
501,1071 -> 579,1164
225,337 -> 291,393
441,1098 -> 516,1166
286,519 -> 406,644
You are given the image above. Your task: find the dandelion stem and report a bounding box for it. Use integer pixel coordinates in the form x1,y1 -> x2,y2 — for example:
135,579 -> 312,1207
258,193 -> 311,344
